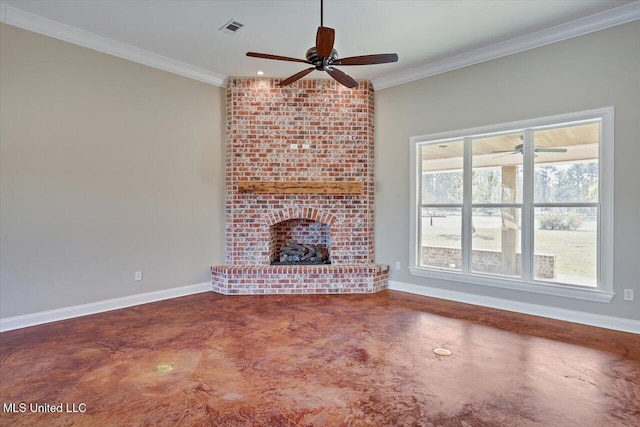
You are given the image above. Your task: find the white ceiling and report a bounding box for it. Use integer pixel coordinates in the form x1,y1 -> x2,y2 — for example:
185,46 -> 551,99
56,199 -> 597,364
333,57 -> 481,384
2,0 -> 639,89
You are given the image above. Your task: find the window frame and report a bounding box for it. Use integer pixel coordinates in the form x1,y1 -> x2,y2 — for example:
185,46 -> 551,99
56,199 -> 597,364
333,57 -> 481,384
409,107 -> 614,303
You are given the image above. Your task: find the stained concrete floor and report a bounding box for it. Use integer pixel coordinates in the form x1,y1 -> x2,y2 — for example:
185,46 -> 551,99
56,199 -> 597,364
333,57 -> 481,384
0,290 -> 638,426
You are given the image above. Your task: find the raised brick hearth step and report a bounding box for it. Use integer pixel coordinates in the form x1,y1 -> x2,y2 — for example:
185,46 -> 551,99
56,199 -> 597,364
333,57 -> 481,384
211,264 -> 389,295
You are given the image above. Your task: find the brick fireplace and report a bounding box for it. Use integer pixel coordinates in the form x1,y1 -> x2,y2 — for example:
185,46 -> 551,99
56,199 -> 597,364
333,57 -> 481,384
211,78 -> 388,294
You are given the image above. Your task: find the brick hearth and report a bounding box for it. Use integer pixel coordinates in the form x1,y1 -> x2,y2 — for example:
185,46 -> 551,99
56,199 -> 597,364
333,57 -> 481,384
211,265 -> 388,295
211,78 -> 388,294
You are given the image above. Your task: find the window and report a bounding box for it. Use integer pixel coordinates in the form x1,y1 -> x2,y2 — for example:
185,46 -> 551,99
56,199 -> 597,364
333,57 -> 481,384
409,108 -> 614,302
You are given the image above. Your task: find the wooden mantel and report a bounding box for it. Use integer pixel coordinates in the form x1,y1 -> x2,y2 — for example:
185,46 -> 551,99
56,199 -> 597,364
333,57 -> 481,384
237,181 -> 363,194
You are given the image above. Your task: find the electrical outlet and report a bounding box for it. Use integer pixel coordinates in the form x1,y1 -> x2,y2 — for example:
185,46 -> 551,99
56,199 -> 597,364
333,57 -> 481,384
395,261 -> 401,270
290,143 -> 298,149
134,271 -> 143,281
623,289 -> 634,301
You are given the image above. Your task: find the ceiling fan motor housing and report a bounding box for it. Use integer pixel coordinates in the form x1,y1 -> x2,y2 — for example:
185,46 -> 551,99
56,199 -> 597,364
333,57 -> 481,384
306,47 -> 338,69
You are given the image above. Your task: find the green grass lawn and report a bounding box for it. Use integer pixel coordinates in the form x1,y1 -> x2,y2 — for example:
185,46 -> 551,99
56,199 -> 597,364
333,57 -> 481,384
422,215 -> 596,281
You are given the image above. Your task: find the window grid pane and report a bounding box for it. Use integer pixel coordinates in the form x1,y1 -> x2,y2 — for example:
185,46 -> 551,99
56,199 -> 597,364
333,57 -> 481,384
420,207 -> 462,271
534,207 -> 598,287
420,140 -> 464,204
534,122 -> 599,204
472,132 -> 524,205
471,208 -> 522,277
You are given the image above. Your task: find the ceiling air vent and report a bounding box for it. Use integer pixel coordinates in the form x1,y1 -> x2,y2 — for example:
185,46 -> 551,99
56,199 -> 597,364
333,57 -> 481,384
219,19 -> 244,35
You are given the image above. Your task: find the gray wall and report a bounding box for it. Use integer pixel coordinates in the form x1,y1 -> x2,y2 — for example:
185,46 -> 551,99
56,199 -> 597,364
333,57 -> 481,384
375,21 -> 640,321
0,24 -> 226,318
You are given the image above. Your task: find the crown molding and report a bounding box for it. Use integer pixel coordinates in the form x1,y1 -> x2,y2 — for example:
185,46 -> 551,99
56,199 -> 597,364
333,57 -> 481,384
2,2 -> 638,91
0,3 -> 227,87
373,1 -> 640,90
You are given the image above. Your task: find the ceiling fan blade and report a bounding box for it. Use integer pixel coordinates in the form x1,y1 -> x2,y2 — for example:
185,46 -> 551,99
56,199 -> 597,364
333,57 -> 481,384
334,53 -> 399,66
325,67 -> 358,88
316,26 -> 335,58
535,148 -> 568,153
492,151 -> 518,159
279,68 -> 315,86
246,52 -> 310,64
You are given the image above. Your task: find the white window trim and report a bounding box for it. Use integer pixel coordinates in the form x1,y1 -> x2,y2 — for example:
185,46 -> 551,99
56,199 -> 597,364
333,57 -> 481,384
409,107 -> 614,303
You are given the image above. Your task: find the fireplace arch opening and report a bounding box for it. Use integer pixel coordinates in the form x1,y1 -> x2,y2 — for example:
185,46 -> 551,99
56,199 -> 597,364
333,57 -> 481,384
269,218 -> 331,265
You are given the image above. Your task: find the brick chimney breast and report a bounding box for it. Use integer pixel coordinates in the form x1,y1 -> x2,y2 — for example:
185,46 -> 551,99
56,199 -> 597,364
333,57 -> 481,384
211,78 -> 388,294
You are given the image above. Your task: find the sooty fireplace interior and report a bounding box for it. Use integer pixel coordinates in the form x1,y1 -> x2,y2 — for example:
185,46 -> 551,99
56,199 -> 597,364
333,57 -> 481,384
270,218 -> 332,265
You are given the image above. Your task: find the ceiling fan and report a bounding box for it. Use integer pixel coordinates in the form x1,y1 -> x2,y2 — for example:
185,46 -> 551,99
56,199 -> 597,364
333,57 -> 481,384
246,0 -> 398,88
493,144 -> 568,158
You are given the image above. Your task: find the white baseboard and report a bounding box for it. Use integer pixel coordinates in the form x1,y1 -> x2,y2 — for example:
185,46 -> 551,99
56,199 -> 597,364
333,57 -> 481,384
0,282 -> 212,332
389,280 -> 640,334
4,281 -> 636,334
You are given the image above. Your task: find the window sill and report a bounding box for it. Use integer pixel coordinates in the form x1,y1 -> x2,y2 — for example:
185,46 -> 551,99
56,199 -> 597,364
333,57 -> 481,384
408,267 -> 614,303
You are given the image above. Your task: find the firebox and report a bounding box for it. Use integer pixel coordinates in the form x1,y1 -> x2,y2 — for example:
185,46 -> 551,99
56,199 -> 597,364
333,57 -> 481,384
270,219 -> 331,265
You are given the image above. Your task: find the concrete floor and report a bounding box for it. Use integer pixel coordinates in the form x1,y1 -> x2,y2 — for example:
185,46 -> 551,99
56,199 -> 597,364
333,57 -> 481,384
0,290 -> 638,426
